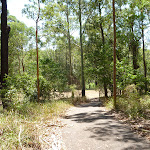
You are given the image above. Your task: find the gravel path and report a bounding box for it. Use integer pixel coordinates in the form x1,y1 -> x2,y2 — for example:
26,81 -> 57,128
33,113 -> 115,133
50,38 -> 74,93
61,99 -> 150,150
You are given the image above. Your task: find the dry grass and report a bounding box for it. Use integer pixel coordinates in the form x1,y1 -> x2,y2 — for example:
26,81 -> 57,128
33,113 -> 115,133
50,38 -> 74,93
106,94 -> 150,119
0,100 -> 72,150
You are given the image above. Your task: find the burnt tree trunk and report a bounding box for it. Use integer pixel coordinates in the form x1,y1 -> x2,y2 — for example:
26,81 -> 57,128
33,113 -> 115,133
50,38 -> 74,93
1,0 -> 8,85
1,0 -> 9,108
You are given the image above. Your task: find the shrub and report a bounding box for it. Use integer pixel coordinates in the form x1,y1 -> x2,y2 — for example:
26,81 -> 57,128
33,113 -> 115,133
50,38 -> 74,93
106,84 -> 150,119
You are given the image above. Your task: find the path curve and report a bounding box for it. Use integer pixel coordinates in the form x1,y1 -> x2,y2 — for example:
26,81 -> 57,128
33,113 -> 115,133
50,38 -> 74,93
61,99 -> 150,150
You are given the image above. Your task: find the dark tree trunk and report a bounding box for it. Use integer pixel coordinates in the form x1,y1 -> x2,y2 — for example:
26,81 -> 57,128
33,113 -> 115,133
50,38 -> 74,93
131,26 -> 139,76
65,46 -> 68,72
1,0 -> 8,85
66,1 -> 72,85
22,58 -> 25,72
113,0 -> 117,109
1,0 -> 9,108
79,0 -> 85,97
132,42 -> 139,71
99,3 -> 108,97
142,19 -> 147,93
18,55 -> 21,74
99,3 -> 104,44
36,0 -> 40,102
104,82 -> 108,97
138,10 -> 147,93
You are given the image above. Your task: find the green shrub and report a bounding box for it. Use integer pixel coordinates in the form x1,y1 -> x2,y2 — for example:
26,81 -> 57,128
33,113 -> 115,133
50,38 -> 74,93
106,84 -> 150,119
39,76 -> 52,100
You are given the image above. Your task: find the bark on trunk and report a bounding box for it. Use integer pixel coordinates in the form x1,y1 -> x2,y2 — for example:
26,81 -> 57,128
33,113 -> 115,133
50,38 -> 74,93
1,0 -> 8,85
1,0 -> 9,108
99,3 -> 108,98
131,26 -> 139,74
66,1 -> 72,85
142,19 -> 147,93
113,0 -> 117,109
79,0 -> 85,97
104,82 -> 108,97
18,55 -> 21,74
36,0 -> 40,102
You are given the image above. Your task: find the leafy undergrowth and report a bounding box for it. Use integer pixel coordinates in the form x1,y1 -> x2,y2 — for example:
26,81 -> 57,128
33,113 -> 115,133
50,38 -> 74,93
0,100 -> 72,150
105,91 -> 150,140
106,94 -> 150,119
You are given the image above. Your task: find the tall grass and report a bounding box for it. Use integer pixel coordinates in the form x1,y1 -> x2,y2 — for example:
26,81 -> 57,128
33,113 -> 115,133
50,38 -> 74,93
106,85 -> 150,119
0,100 -> 72,150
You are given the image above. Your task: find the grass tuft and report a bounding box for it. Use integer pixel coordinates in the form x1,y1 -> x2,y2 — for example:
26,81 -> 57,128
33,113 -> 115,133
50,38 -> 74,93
106,94 -> 150,119
0,100 -> 72,149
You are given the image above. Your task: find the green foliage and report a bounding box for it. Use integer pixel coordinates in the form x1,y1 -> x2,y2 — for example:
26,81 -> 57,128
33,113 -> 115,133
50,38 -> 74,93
69,84 -> 77,98
1,74 -> 36,109
106,84 -> 150,119
40,56 -> 68,92
39,75 -> 52,100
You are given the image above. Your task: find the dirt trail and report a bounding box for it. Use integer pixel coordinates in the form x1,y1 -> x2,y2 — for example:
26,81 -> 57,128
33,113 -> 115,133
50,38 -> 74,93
61,98 -> 150,150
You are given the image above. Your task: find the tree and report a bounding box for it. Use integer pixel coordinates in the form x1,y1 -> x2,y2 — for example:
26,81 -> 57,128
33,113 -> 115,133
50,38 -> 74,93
1,0 -> 9,108
79,0 -> 85,97
136,0 -> 150,93
22,0 -> 43,102
113,0 -> 116,108
1,0 -> 8,85
8,16 -> 32,75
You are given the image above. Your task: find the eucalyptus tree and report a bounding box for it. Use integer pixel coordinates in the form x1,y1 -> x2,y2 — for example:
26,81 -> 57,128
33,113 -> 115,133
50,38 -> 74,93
83,0 -> 113,97
79,0 -> 85,96
8,16 -> 29,74
114,0 -> 150,92
113,0 -> 116,108
135,0 -> 150,93
42,0 -> 78,85
22,0 -> 45,102
8,15 -> 35,76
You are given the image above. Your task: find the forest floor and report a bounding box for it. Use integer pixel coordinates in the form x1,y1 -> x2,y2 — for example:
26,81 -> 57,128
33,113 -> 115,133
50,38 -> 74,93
41,90 -> 150,150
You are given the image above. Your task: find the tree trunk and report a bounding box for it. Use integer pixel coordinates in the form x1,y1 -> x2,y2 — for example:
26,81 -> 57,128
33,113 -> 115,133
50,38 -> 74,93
142,19 -> 147,93
131,25 -> 139,77
65,45 -> 68,72
66,1 -> 72,85
79,0 -> 85,97
99,3 -> 108,98
36,0 -> 40,102
22,58 -> 25,72
104,82 -> 108,97
1,0 -> 8,84
113,0 -> 117,109
18,55 -> 21,74
99,3 -> 104,44
1,0 -> 9,108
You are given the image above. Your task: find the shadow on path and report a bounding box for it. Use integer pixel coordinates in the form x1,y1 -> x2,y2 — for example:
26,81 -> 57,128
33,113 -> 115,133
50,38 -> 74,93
64,100 -> 150,150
